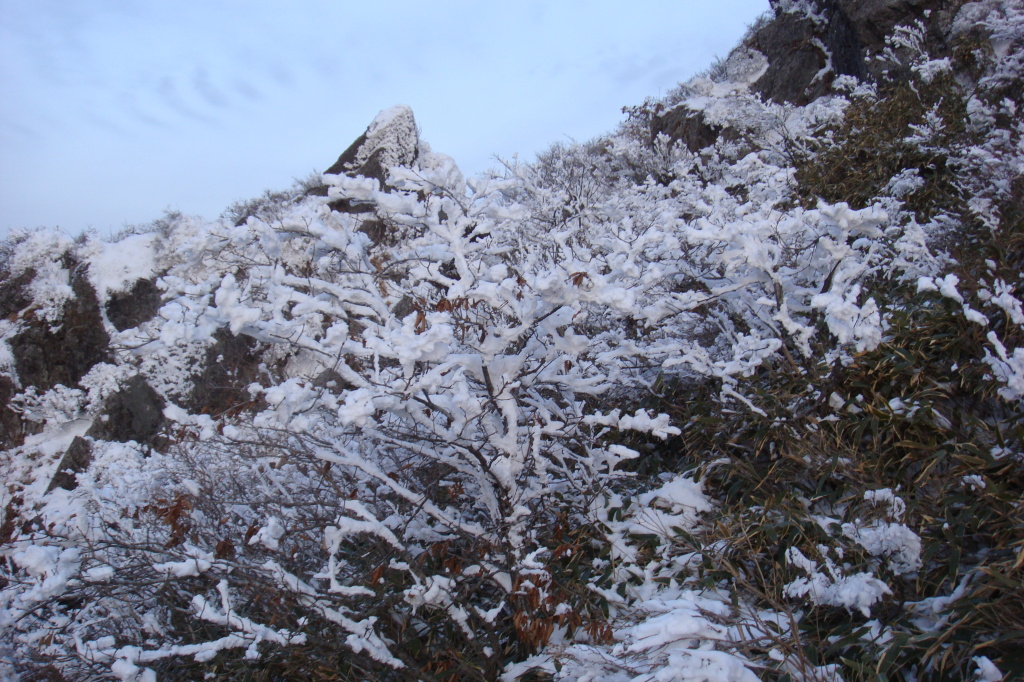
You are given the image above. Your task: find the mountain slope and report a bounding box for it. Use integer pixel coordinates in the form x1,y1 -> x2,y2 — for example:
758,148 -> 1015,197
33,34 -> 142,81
2,2 -> 1023,680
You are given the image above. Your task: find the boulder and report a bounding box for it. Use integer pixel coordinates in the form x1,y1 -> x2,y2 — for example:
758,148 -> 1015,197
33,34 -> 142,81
9,264 -> 110,394
89,375 -> 165,445
105,278 -> 162,332
324,105 -> 420,184
652,107 -> 726,153
45,375 -> 166,492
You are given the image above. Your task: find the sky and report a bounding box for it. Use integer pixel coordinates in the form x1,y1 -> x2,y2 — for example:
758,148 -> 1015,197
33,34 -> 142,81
0,1 -> 768,238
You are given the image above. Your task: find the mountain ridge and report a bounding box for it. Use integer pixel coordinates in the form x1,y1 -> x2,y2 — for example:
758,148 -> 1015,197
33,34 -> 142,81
2,2 -> 1022,679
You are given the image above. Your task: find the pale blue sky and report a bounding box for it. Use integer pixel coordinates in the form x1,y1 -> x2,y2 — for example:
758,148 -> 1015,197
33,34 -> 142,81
0,1 -> 768,237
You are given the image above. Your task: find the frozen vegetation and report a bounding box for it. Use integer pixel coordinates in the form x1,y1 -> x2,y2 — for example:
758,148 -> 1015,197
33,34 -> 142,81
1,1 -> 1023,679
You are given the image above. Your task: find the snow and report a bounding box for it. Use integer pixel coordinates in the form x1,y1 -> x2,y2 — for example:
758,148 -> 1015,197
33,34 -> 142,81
4,9 -> 1024,678
842,520 -> 922,575
973,656 -> 1004,681
84,565 -> 115,582
983,330 -> 1024,400
87,233 -> 159,304
9,546 -> 81,603
585,409 -> 681,439
637,476 -> 714,520
13,545 -> 62,577
152,549 -> 214,578
863,488 -> 906,520
912,57 -> 952,83
784,547 -> 892,618
248,518 -> 286,551
937,273 -> 965,303
962,474 -> 986,491
349,104 -> 419,173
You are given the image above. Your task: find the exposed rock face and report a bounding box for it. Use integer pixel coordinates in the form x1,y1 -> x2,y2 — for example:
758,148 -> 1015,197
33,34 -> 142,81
755,0 -> 956,104
321,105 -> 422,244
47,375 -> 166,492
324,105 -> 419,184
0,376 -> 21,449
187,328 -> 263,416
753,4 -> 864,105
649,0 -> 963,150
0,268 -> 32,449
651,108 -> 725,153
47,436 -> 93,492
89,375 -> 166,445
106,278 -> 162,332
841,0 -> 946,55
0,267 -> 32,321
9,264 -> 110,394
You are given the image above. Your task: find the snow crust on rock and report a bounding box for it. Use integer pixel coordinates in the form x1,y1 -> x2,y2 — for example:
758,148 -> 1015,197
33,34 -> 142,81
86,233 -> 159,304
356,104 -> 419,170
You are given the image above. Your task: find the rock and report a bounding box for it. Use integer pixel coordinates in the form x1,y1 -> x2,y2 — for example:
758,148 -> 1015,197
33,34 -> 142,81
752,4 -> 864,105
324,105 -> 420,184
0,375 -> 28,450
302,104 -> 421,207
9,264 -> 111,394
0,267 -> 32,322
357,218 -> 391,245
840,0 -> 936,55
828,3 -> 868,79
652,107 -> 726,153
47,436 -> 93,492
187,328 -> 263,416
391,294 -> 417,320
45,376 -> 166,492
322,106 -> 421,240
755,0 -> 954,104
106,278 -> 162,332
89,375 -> 165,445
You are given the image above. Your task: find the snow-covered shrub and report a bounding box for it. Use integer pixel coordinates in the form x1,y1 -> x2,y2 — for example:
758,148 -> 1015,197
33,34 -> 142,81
1,146 -> 696,679
3,3 -> 1024,680
219,171 -> 324,227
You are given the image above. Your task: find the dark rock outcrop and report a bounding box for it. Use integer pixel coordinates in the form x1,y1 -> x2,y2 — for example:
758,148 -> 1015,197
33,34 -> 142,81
46,376 -> 166,492
106,278 -> 162,332
10,263 -> 110,394
755,0 -> 956,104
754,2 -> 865,104
651,108 -> 725,153
319,106 -> 422,244
0,267 -> 32,321
0,376 -> 23,449
47,436 -> 93,492
324,105 -> 419,184
841,0 -> 947,57
187,328 -> 263,416
89,375 -> 165,445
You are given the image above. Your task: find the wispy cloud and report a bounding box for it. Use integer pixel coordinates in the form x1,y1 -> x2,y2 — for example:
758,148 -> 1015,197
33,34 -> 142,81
117,92 -> 173,131
0,118 -> 42,144
262,59 -> 292,89
157,76 -> 219,128
232,79 -> 263,102
83,110 -> 129,137
191,67 -> 229,109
